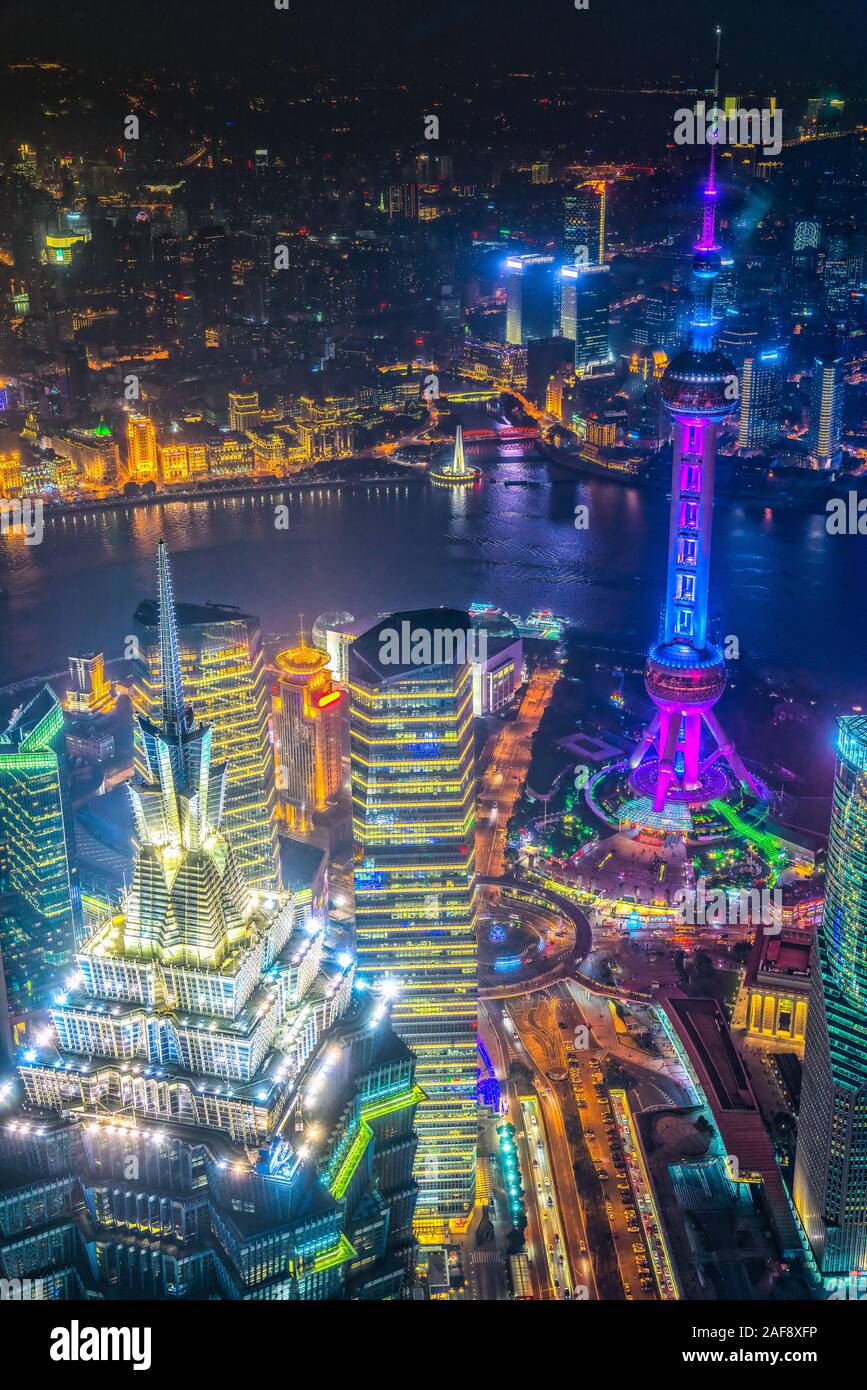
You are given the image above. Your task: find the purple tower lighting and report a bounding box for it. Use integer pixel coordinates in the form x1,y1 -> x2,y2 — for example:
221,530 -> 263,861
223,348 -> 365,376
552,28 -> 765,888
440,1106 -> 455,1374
629,27 -> 761,815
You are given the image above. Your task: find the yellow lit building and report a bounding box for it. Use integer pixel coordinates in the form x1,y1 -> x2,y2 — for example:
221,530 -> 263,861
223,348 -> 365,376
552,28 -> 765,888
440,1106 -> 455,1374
584,415 -> 617,446
187,441 -> 208,475
43,232 -> 89,267
126,414 -> 158,481
272,634 -> 345,834
296,395 -> 359,461
228,390 -> 261,434
209,433 -> 254,476
248,430 -> 286,469
0,450 -> 22,496
157,440 -> 190,482
65,652 -> 114,715
733,928 -> 812,1046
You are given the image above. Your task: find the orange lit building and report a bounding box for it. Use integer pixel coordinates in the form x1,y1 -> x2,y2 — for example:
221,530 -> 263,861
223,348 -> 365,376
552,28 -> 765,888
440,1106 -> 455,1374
0,450 -> 22,495
272,633 -> 344,833
126,414 -> 158,481
65,652 -> 114,715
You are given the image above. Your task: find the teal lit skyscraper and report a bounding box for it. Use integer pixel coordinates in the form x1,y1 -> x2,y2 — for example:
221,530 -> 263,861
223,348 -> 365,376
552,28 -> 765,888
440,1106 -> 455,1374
795,717 -> 867,1279
350,612 -> 478,1229
0,685 -> 81,1009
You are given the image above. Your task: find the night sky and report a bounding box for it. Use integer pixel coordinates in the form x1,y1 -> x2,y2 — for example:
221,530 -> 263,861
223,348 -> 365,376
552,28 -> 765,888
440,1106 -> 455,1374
2,0 -> 865,89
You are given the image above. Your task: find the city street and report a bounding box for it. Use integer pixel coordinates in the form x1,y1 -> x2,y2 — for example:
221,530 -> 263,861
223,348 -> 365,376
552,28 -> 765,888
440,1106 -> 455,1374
477,666 -> 559,879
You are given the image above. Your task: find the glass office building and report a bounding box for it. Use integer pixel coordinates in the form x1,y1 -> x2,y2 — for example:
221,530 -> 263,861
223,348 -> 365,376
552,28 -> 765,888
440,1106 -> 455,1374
350,610 -> 478,1227
795,716 -> 867,1279
0,685 -> 81,1009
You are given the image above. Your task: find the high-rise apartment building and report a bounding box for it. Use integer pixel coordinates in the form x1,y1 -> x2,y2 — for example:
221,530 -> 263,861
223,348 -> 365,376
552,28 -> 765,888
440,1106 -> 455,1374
0,686 -> 81,1007
132,549 -> 279,890
272,633 -> 344,833
2,545 -> 421,1299
738,348 -> 783,452
795,717 -> 867,1280
350,611 -> 478,1227
808,355 -> 844,469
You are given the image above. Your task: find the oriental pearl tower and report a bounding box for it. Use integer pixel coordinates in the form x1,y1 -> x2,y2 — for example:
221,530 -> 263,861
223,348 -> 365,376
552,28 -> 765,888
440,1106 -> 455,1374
628,28 -> 762,817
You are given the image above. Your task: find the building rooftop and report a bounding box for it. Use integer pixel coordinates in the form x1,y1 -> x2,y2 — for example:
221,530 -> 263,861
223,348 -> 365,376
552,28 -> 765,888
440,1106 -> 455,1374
350,608 -> 474,683
745,928 -> 813,989
134,598 -> 254,630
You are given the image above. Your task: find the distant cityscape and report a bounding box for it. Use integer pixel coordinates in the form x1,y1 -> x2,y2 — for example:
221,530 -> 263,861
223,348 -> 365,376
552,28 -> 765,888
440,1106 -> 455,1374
0,1 -> 866,1339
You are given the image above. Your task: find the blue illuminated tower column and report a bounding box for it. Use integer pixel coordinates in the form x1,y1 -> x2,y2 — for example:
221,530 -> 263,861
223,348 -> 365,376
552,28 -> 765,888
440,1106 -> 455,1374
629,28 -> 760,813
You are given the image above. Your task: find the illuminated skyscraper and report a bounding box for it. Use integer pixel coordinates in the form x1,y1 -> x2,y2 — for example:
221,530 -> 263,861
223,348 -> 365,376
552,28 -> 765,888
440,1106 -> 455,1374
350,611 -> 478,1227
560,264 -> 611,373
808,355 -> 844,469
126,413 -> 158,482
793,218 -> 821,252
795,717 -> 867,1280
629,30 -> 761,817
272,631 -> 345,834
505,253 -> 556,346
3,543 -> 421,1299
0,686 -> 82,1008
133,551 -> 279,890
65,652 -> 113,716
563,180 -> 606,265
738,348 -> 783,452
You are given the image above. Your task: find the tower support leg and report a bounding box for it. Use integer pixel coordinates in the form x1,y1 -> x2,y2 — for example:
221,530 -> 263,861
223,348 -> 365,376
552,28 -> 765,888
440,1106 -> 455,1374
629,710 -> 660,770
703,708 -> 761,796
653,710 -> 682,812
681,710 -> 703,790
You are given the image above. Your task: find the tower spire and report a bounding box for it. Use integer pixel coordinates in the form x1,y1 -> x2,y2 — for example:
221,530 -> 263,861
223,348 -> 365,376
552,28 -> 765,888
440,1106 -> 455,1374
623,25 -> 762,818
156,539 -> 187,733
698,26 -> 722,254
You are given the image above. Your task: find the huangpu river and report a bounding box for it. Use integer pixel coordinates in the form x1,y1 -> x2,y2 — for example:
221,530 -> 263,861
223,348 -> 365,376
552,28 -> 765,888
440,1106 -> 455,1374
0,448 -> 865,699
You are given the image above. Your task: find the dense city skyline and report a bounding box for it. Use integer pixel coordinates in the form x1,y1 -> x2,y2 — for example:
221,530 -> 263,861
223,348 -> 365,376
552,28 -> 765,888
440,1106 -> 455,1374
0,0 -> 864,1359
